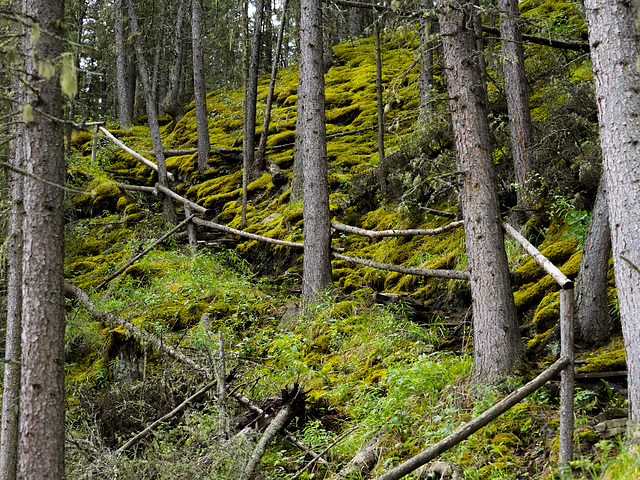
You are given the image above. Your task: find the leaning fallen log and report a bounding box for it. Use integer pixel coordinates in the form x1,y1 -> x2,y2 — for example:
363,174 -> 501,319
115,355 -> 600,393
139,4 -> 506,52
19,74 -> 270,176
331,433 -> 379,480
331,220 -> 463,240
64,282 -> 210,377
333,253 -> 470,281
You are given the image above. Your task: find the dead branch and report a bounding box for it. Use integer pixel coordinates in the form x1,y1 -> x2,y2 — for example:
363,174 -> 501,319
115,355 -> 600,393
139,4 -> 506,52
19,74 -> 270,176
291,426 -> 359,480
192,217 -> 305,249
482,25 -> 590,53
155,183 -> 207,214
333,253 -> 470,281
241,406 -> 293,480
214,332 -> 228,439
331,220 -> 463,240
504,223 -> 573,289
96,214 -> 195,289
374,356 -> 571,480
98,126 -> 175,181
419,207 -> 457,219
64,282 -> 210,378
116,183 -> 158,195
115,380 -> 217,456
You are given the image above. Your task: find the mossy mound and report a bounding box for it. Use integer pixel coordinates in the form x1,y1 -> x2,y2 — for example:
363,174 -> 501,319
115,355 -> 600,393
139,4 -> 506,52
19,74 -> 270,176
580,348 -> 626,373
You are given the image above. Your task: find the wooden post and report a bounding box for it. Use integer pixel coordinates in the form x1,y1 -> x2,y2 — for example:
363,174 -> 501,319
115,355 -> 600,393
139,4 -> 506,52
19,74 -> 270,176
185,205 -> 198,256
559,288 -> 575,468
90,124 -> 100,164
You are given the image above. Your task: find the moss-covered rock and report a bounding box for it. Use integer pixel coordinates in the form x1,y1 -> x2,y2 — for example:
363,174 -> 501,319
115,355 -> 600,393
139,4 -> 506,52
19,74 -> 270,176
580,348 -> 626,373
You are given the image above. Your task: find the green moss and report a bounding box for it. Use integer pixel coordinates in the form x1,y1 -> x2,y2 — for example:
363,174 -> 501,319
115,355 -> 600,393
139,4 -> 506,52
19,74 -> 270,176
526,326 -> 555,350
532,291 -> 561,331
515,240 -> 578,283
493,432 -> 520,446
575,429 -> 599,443
580,348 -> 626,373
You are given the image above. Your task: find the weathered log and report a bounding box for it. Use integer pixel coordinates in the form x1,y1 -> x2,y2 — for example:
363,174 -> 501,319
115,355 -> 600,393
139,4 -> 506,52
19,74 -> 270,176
155,183 -> 207,214
332,434 -> 379,480
115,380 -> 217,455
241,406 -> 293,480
595,418 -> 628,439
116,183 -> 158,195
96,214 -> 195,289
333,253 -> 470,280
420,207 -> 457,219
64,282 -> 210,377
559,288 -> 575,467
98,126 -> 175,181
331,220 -> 463,240
374,356 -> 571,480
192,217 -> 305,249
504,223 -> 574,289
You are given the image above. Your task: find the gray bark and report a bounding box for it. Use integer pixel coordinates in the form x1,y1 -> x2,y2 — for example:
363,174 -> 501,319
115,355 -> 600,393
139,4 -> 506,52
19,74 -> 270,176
192,0 -> 210,173
349,4 -> 366,37
18,0 -> 66,477
498,0 -> 536,219
437,0 -> 523,382
256,0 -> 290,172
375,20 -> 386,197
0,17 -> 24,473
127,0 -> 177,224
575,177 -> 612,344
291,118 -> 304,203
584,0 -> 640,423
244,0 -> 265,175
162,0 -> 188,126
151,0 -> 168,111
300,0 -> 332,308
115,0 -> 133,126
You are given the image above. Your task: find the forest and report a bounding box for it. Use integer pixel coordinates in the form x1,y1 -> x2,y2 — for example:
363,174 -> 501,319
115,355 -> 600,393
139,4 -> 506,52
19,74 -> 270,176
1,0 -> 640,478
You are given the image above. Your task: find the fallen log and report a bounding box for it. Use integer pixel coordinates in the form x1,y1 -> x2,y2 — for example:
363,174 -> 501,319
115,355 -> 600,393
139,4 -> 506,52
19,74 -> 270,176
116,183 -> 158,195
155,183 -> 207,214
192,217 -> 305,249
332,433 -> 379,480
333,253 -> 470,281
290,426 -> 359,480
64,282 -> 210,378
98,127 -> 175,181
331,220 -> 463,240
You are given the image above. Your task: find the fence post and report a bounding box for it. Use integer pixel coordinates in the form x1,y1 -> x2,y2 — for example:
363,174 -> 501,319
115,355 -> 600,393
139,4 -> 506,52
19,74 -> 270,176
559,287 -> 575,468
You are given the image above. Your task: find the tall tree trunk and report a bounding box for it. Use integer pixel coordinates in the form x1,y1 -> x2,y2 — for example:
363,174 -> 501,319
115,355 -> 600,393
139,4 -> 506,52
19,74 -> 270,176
300,0 -> 332,308
374,20 -> 386,197
163,0 -> 188,127
245,0 -> 266,176
575,176 -> 612,344
349,4 -> 366,38
585,0 -> 640,424
0,10 -> 24,474
241,0 -> 250,226
18,1 -> 66,477
65,0 -> 86,153
499,0 -> 536,224
256,0 -> 290,170
115,0 -> 133,126
291,127 -> 304,203
151,0 -> 168,111
192,0 -> 210,173
127,0 -> 177,224
436,0 -> 523,383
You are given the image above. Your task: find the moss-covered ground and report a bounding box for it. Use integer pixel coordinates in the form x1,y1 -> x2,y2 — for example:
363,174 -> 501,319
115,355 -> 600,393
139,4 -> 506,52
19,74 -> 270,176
58,13 -> 636,479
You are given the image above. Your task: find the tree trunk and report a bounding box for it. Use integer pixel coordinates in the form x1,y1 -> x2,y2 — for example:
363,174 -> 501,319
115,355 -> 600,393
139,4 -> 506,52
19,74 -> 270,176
127,0 -> 177,224
115,0 -> 133,126
65,0 -> 86,153
374,20 -> 386,197
0,15 -> 24,473
437,0 -> 523,383
241,0 -> 250,226
498,0 -> 536,224
18,1 -> 66,478
575,176 -> 612,344
256,0 -> 290,173
584,0 -> 640,424
300,0 -> 332,308
245,0 -> 265,176
163,0 -> 188,127
151,0 -> 168,111
349,4 -> 366,38
192,0 -> 210,173
291,127 -> 304,203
